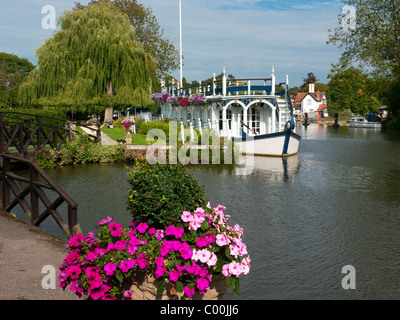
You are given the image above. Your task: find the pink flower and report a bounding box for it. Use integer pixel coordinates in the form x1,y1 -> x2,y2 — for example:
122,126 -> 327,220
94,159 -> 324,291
148,227 -> 155,235
205,233 -> 216,244
228,262 -> 242,277
173,227 -> 184,239
183,286 -> 195,298
198,249 -> 211,264
181,211 -> 193,222
86,268 -> 102,288
104,262 -> 116,276
179,242 -> 193,260
96,217 -> 113,225
196,236 -> 208,248
165,225 -> 175,236
109,221 -> 123,237
67,233 -> 83,248
123,290 -> 132,299
169,269 -> 182,282
119,259 -> 135,273
115,240 -> 127,251
207,252 -> 218,267
222,264 -> 231,277
127,244 -> 137,255
196,278 -> 210,292
155,257 -> 164,267
155,229 -> 164,241
216,233 -> 229,246
66,265 -> 81,280
137,253 -> 147,269
136,222 -> 148,234
155,266 -> 167,277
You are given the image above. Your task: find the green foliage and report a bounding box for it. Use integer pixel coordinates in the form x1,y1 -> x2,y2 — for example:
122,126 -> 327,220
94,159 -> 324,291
327,0 -> 400,78
0,52 -> 35,108
126,160 -> 207,229
56,133 -> 125,165
18,1 -> 159,113
327,67 -> 380,115
75,0 -> 180,78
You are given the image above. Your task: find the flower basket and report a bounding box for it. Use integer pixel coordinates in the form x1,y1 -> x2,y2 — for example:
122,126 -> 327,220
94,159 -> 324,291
58,204 -> 250,300
121,270 -> 227,300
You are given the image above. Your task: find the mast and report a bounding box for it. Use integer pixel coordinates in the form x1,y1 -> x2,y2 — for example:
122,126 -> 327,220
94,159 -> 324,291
179,0 -> 183,90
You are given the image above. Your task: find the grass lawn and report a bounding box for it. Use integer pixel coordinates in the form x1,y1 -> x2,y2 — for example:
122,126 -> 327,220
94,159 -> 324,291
101,126 -> 148,145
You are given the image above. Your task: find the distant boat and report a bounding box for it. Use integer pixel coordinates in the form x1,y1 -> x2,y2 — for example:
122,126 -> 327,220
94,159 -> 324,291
347,114 -> 382,128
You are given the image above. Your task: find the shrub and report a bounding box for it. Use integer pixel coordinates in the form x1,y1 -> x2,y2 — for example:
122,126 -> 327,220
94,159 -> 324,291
56,133 -> 125,165
126,160 -> 207,229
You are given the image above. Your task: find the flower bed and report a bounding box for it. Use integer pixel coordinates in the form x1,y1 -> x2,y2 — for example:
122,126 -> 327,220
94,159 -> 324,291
59,203 -> 250,300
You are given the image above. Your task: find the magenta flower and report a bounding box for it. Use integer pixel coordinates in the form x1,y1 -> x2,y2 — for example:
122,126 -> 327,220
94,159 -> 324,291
67,233 -> 83,248
196,236 -> 208,248
104,262 -> 116,276
173,227 -> 184,239
109,221 -> 123,237
115,240 -> 127,251
136,222 -> 148,234
137,253 -> 147,269
165,225 -> 175,236
155,266 -> 167,278
169,269 -> 182,282
123,290 -> 132,299
66,265 -> 81,280
183,286 -> 195,298
155,257 -> 164,267
196,278 -> 210,292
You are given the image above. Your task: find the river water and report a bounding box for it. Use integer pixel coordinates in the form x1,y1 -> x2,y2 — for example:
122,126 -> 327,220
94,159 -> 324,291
9,123 -> 400,299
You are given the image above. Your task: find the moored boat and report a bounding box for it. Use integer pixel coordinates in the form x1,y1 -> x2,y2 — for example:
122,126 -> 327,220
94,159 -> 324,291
347,114 -> 382,128
156,67 -> 301,157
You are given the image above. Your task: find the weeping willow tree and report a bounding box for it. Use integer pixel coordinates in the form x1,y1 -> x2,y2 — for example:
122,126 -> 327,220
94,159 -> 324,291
19,1 -> 159,121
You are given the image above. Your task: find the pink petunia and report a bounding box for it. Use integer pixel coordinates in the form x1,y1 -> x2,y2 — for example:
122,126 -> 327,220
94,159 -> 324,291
155,266 -> 167,278
104,262 -> 116,276
165,225 -> 175,236
216,233 -> 229,246
196,278 -> 210,292
109,221 -> 123,237
173,227 -> 184,239
96,217 -> 113,225
66,265 -> 81,280
137,253 -> 147,269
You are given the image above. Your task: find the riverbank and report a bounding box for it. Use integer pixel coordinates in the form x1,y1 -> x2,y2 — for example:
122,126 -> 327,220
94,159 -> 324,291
296,118 -> 349,126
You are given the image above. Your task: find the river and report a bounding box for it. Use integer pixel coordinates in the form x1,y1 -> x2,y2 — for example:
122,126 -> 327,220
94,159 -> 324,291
9,123 -> 400,299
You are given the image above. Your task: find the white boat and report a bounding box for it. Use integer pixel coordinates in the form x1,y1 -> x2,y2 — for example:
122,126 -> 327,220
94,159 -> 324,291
157,67 -> 301,157
348,114 -> 382,128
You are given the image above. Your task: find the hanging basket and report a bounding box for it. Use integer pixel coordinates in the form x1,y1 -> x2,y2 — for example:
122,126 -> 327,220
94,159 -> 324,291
121,270 -> 227,300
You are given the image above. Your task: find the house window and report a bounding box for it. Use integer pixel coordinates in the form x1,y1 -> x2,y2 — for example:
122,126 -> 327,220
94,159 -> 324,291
219,109 -> 232,130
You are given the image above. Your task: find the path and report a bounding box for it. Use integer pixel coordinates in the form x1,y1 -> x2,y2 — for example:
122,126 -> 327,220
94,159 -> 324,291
0,212 -> 79,300
79,125 -> 118,146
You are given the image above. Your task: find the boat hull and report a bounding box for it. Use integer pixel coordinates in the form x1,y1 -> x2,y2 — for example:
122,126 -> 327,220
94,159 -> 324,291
348,122 -> 382,128
233,130 -> 301,157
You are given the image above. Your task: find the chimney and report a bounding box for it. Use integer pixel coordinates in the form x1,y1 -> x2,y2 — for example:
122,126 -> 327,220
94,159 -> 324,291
309,83 -> 315,93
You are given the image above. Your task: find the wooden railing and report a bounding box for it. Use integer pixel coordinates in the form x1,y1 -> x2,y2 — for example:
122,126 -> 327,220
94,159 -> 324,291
1,154 -> 81,238
0,111 -> 101,157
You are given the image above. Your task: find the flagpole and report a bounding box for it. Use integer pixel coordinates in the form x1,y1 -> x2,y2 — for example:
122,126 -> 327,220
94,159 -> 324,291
179,0 -> 183,91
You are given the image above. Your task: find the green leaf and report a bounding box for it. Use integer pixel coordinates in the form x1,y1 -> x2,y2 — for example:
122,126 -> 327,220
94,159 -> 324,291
176,281 -> 184,293
157,280 -> 166,295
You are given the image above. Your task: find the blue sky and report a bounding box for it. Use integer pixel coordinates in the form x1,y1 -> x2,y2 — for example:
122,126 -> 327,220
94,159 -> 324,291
0,0 -> 345,87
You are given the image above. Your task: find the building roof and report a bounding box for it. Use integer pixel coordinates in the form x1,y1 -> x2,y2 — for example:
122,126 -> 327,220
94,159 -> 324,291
294,91 -> 326,104
318,104 -> 327,111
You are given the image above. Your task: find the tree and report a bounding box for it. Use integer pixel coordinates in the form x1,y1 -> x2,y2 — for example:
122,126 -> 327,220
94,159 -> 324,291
0,52 -> 35,108
75,0 -> 180,78
299,72 -> 319,90
299,83 -> 330,93
19,1 -> 159,122
326,67 -> 380,115
327,0 -> 400,77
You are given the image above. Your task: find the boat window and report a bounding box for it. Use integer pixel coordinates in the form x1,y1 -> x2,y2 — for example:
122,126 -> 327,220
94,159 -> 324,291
248,107 -> 260,134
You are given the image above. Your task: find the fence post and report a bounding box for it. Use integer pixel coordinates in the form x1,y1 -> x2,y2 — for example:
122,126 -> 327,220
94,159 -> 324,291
68,206 -> 81,236
30,162 -> 39,224
36,115 -> 42,153
2,156 -> 10,210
